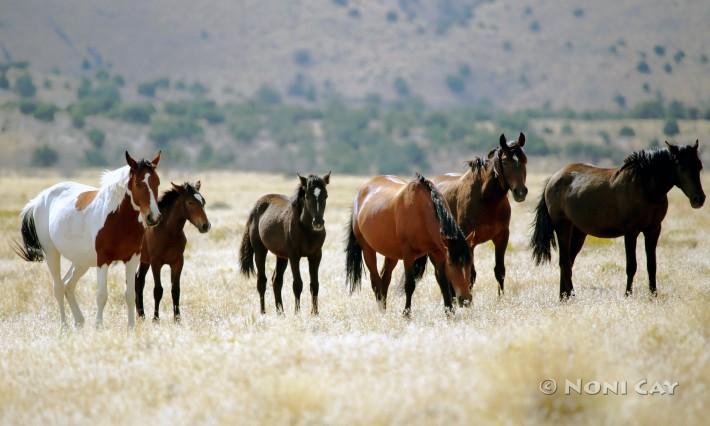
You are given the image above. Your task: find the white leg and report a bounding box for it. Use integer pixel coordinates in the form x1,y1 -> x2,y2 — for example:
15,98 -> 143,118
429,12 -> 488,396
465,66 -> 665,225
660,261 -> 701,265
124,255 -> 139,329
64,264 -> 89,327
96,265 -> 109,328
45,251 -> 66,327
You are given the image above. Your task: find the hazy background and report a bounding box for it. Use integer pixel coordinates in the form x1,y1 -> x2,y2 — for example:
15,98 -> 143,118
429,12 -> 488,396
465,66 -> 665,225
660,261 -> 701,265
0,0 -> 708,173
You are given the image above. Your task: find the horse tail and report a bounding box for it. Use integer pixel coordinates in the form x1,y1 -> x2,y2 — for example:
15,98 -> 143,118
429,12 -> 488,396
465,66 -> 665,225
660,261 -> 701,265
238,207 -> 257,277
530,181 -> 556,265
345,211 -> 363,293
416,174 -> 470,267
14,201 -> 44,262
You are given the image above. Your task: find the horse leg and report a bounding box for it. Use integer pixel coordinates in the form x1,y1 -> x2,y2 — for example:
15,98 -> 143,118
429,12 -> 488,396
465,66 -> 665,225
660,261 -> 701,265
493,230 -> 509,296
135,262 -> 150,319
644,225 -> 661,296
379,257 -> 398,307
361,245 -> 384,310
151,263 -> 163,321
624,232 -> 639,296
570,228 -> 587,266
124,255 -> 139,329
253,245 -> 268,314
289,255 -> 303,314
45,250 -> 67,327
469,247 -> 477,289
402,258 -> 417,317
170,257 -> 184,322
555,222 -> 574,300
96,265 -> 109,328
64,264 -> 88,327
430,252 -> 453,313
272,257 -> 288,314
307,251 -> 322,315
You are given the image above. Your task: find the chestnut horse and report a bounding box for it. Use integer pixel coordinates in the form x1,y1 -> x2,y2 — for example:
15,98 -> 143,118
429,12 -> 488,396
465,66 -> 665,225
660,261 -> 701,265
531,141 -> 705,299
239,173 -> 330,315
430,133 -> 527,295
345,174 -> 472,314
15,152 -> 162,329
135,181 -> 211,322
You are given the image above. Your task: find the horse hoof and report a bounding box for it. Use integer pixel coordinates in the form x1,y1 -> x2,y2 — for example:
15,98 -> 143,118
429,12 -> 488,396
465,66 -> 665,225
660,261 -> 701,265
174,316 -> 181,324
402,308 -> 411,318
152,317 -> 160,323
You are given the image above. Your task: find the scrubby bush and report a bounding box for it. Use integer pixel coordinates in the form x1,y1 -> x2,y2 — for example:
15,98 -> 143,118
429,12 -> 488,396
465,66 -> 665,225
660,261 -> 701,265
0,71 -> 8,89
14,72 -> 36,97
149,117 -> 203,146
653,45 -> 666,56
293,49 -> 311,66
393,77 -> 410,97
138,78 -> 169,97
110,102 -> 156,124
619,126 -> 635,137
32,103 -> 58,122
87,128 -> 105,148
18,100 -> 37,115
663,119 -> 679,137
255,85 -> 281,105
164,98 -> 225,124
445,75 -> 465,94
636,61 -> 651,74
31,145 -> 59,167
630,99 -> 664,118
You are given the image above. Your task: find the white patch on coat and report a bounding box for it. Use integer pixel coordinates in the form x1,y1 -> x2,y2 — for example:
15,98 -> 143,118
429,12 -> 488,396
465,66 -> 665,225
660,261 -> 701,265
444,173 -> 460,177
143,172 -> 160,222
194,193 -> 205,205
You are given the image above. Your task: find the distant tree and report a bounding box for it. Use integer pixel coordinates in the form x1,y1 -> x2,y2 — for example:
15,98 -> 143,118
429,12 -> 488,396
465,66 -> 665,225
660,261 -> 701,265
14,72 -> 36,97
19,100 -> 37,115
332,0 -> 348,6
87,128 -> 106,148
255,85 -> 282,105
700,54 -> 708,64
95,70 -> 109,81
631,99 -> 665,118
31,145 -> 59,167
668,100 -> 687,119
81,58 -> 91,70
673,50 -> 685,64
393,77 -> 410,97
642,82 -> 651,93
386,11 -> 398,22
653,45 -> 666,56
32,103 -> 58,122
43,78 -> 52,89
293,49 -> 311,66
636,61 -> 651,74
445,75 -> 465,94
663,119 -> 679,137
663,63 -> 672,74
572,8 -> 584,17
0,71 -> 8,89
502,41 -> 512,51
619,126 -> 635,137
529,21 -> 540,33
561,123 -> 574,135
71,112 -> 86,129
613,94 -> 626,108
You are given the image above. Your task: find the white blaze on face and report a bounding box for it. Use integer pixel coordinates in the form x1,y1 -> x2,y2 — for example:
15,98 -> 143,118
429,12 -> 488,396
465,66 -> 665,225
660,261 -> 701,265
143,172 -> 160,220
194,192 -> 205,206
313,187 -> 321,212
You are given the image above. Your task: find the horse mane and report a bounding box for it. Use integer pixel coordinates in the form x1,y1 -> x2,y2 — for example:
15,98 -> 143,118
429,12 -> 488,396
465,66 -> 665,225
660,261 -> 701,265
158,182 -> 200,211
99,165 -> 131,213
415,174 -> 471,266
617,148 -> 672,177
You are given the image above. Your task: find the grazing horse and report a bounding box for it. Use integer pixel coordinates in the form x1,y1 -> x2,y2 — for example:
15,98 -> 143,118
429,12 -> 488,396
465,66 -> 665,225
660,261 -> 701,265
430,133 -> 527,295
531,141 -> 705,299
239,173 -> 331,315
15,152 -> 162,328
135,181 -> 211,322
345,174 -> 472,314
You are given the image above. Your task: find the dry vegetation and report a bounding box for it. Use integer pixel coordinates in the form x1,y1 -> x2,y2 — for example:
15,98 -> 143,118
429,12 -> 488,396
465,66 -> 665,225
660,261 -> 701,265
0,170 -> 708,425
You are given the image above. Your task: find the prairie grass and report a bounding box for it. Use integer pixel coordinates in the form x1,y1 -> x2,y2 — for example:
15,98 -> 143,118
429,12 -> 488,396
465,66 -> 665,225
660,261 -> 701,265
0,171 -> 707,425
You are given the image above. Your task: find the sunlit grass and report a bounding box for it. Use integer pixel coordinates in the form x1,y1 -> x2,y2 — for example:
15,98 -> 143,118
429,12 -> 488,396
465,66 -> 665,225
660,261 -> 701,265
0,171 -> 707,425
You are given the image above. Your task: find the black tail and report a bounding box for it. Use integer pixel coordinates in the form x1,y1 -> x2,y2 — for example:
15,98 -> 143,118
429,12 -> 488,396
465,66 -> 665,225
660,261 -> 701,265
14,208 -> 44,262
345,212 -> 363,293
238,209 -> 256,277
417,174 -> 471,267
530,182 -> 556,265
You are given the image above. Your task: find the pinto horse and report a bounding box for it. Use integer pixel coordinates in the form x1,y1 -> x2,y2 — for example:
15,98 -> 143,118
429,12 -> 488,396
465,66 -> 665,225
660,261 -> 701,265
135,181 -> 211,322
531,141 -> 705,299
15,152 -> 162,328
345,174 -> 472,314
431,133 -> 527,295
239,173 -> 330,315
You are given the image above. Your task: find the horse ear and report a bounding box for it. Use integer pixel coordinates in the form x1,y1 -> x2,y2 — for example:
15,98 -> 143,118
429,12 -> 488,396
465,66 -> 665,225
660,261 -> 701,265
517,132 -> 526,147
171,182 -> 183,192
499,134 -> 509,150
297,173 -> 307,187
665,141 -> 679,153
151,151 -> 161,168
693,139 -> 699,150
322,171 -> 331,185
465,160 -> 475,169
195,180 -> 201,191
487,148 -> 497,159
125,151 -> 138,170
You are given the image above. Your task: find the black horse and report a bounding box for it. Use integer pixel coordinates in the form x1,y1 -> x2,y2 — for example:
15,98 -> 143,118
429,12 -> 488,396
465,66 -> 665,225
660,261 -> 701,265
239,173 -> 330,314
531,140 -> 705,298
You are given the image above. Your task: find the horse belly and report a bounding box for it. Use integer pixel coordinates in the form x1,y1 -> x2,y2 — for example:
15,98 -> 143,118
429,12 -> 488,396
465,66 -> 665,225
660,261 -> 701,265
357,213 -> 403,259
44,184 -> 99,266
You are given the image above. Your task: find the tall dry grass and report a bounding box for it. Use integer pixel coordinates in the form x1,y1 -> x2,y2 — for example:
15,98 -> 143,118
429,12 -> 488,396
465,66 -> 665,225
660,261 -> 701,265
0,170 -> 707,425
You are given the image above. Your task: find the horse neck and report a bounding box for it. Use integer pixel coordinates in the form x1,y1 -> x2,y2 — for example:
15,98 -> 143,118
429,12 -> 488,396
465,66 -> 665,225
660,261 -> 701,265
161,201 -> 188,235
480,162 -> 507,200
291,194 -> 310,228
624,156 -> 675,201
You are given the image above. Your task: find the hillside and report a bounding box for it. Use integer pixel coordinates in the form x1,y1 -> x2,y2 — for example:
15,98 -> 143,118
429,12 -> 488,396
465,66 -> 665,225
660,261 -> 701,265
1,0 -> 708,109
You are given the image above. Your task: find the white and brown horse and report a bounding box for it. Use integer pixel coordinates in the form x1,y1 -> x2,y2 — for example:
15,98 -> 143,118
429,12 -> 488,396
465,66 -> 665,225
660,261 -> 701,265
15,151 -> 162,329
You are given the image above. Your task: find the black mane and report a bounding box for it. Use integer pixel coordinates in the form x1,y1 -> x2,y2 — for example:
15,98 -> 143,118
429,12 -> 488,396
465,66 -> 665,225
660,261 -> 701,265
618,148 -> 673,177
291,174 -> 327,208
158,182 -> 200,211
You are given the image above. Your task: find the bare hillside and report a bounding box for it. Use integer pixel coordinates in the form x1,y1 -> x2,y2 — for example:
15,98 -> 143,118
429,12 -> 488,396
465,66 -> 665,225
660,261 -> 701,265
1,0 -> 708,109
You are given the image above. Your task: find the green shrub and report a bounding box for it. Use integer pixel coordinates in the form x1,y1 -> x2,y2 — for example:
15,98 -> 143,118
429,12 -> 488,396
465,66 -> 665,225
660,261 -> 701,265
164,99 -> 224,124
653,45 -> 666,56
14,72 -> 36,97
636,61 -> 651,74
32,103 -> 58,122
83,149 -> 108,167
393,77 -> 410,97
71,110 -> 86,129
561,123 -> 574,135
87,128 -> 105,148
619,126 -> 635,137
631,99 -> 664,118
31,145 -> 59,167
110,102 -> 156,124
293,49 -> 311,66
149,117 -> 203,146
255,85 -> 281,105
663,119 -> 679,137
19,100 -> 38,115
138,78 -> 169,97
0,71 -> 8,89
445,75 -> 465,94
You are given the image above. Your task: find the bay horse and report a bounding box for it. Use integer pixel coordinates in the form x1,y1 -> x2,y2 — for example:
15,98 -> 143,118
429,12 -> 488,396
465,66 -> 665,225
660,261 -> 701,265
135,181 -> 211,322
239,173 -> 330,315
15,151 -> 162,329
531,140 -> 705,299
345,174 -> 472,315
430,133 -> 527,295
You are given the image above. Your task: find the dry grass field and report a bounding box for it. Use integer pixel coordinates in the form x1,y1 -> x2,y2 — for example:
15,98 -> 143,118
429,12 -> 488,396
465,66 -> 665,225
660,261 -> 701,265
0,170 -> 708,425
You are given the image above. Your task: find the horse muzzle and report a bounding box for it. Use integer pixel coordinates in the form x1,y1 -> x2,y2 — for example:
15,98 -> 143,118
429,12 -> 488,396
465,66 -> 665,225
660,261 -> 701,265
690,194 -> 705,209
146,213 -> 161,227
312,220 -> 325,232
512,187 -> 528,202
199,222 -> 211,233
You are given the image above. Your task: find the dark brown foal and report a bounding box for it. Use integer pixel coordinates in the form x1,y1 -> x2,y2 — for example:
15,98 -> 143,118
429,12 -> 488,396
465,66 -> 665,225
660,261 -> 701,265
135,181 -> 211,321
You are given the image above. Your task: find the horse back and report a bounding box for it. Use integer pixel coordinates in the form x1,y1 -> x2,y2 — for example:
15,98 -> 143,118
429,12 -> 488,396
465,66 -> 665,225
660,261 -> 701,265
249,194 -> 292,258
